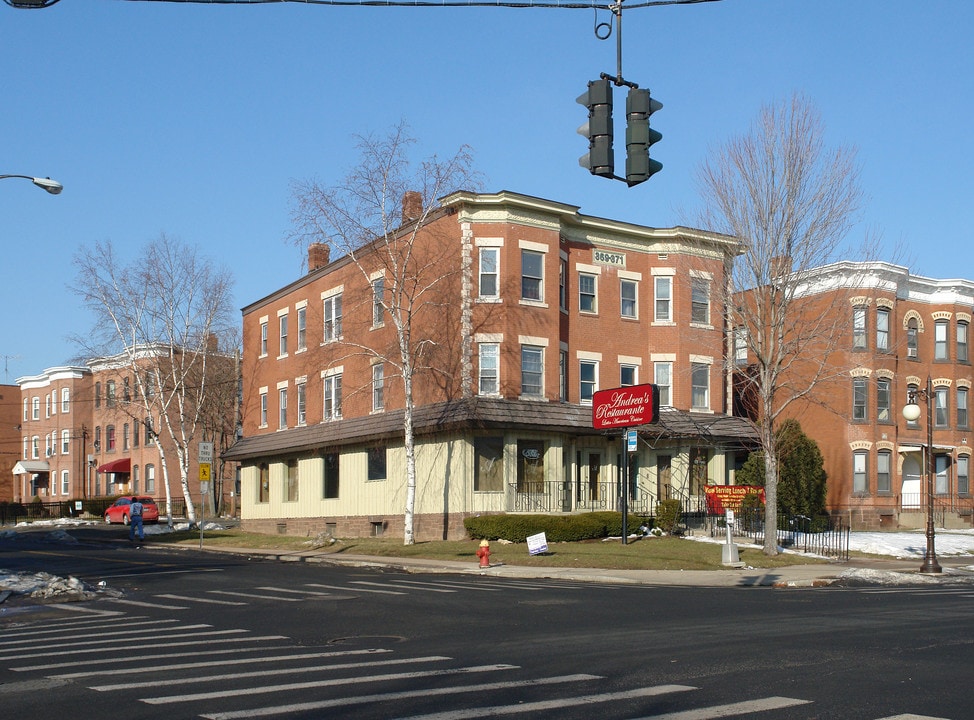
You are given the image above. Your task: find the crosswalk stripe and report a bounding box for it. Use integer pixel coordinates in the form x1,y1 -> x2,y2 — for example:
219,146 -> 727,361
254,586 -> 336,597
156,594 -> 246,605
0,634 -> 287,662
305,582 -> 405,595
143,663 -> 521,705
633,695 -> 812,719
100,598 -> 190,610
91,655 -> 453,691
43,604 -> 127,616
0,617 -> 161,640
12,643 -> 295,672
876,714 -> 953,719
397,684 -> 697,720
200,673 -> 602,720
0,621 -> 205,647
59,648 -> 392,679
207,590 -> 304,601
390,580 -> 505,592
352,580 -> 456,593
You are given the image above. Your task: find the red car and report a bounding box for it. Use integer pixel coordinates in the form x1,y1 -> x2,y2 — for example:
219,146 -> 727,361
104,497 -> 159,525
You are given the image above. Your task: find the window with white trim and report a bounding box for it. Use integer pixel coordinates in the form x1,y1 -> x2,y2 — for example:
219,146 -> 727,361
521,250 -> 544,301
478,343 -> 499,395
260,391 -> 268,427
323,293 -> 343,342
296,306 -> 307,351
935,320 -> 948,360
279,314 -> 288,357
372,277 -> 385,327
479,247 -> 499,299
654,277 -> 671,322
958,321 -> 969,363
877,450 -> 891,494
876,308 -> 890,351
620,364 -> 637,387
520,346 -> 544,397
279,387 -> 288,429
579,360 -> 598,404
620,279 -> 637,319
690,278 -> 710,325
260,321 -> 268,356
852,307 -> 867,350
853,451 -> 868,494
296,381 -> 307,425
852,377 -> 867,421
655,362 -> 672,406
578,273 -> 597,313
958,387 -> 969,428
691,363 -> 709,410
323,373 -> 342,420
372,364 -> 384,412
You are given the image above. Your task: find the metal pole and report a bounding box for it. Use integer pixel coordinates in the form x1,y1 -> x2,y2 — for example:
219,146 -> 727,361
920,375 -> 942,573
621,429 -> 629,545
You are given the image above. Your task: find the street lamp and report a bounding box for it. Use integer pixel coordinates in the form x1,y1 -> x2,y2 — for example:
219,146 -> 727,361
902,375 -> 942,574
0,174 -> 63,194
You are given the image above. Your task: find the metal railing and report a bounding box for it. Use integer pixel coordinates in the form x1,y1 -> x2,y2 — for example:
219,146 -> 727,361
510,481 -> 655,514
0,498 -> 188,526
730,510 -> 850,560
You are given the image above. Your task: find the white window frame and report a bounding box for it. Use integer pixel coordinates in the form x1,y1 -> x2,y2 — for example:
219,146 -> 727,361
578,272 -> 597,314
478,246 -> 499,299
620,278 -> 637,319
520,345 -> 544,397
278,384 -> 288,429
259,389 -> 268,428
691,362 -> 710,411
322,368 -> 343,420
296,304 -> 307,352
579,359 -> 599,404
478,342 -> 500,396
322,290 -> 343,342
296,379 -> 307,426
278,311 -> 288,358
372,364 -> 385,412
520,244 -> 546,304
654,276 -> 672,323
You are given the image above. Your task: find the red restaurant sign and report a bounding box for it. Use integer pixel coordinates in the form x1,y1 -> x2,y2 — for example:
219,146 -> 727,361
592,384 -> 660,429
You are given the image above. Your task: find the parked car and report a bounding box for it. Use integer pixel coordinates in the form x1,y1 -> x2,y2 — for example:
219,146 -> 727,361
104,497 -> 159,525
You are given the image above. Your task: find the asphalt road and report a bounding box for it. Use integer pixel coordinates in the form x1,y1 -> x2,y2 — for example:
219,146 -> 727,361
1,526 -> 972,720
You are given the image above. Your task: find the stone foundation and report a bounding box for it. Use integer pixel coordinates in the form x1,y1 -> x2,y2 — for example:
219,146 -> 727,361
241,512 -> 473,541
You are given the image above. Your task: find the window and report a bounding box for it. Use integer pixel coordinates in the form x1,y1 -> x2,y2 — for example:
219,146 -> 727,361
106,380 -> 116,407
279,314 -> 288,356
521,250 -> 544,301
620,365 -> 637,387
654,277 -> 671,322
559,258 -> 567,311
279,387 -> 288,429
520,346 -> 544,397
297,306 -> 307,351
655,362 -> 672,407
145,463 -> 155,493
959,321 -> 969,363
690,279 -> 710,325
297,381 -> 307,425
323,294 -> 343,341
935,320 -> 948,360
260,321 -> 268,356
372,364 -> 384,412
877,450 -> 892,494
578,273 -> 597,313
323,374 -> 342,420
260,391 -> 268,427
367,445 -> 387,481
134,420 -> 139,448
853,451 -> 868,494
876,308 -> 890,351
479,247 -> 499,298
372,277 -> 385,326
935,386 -> 948,427
61,470 -> 70,496
935,455 -> 949,494
32,396 -> 40,420
474,436 -> 504,492
286,459 -> 299,502
620,279 -> 637,319
877,378 -> 891,422
516,440 -> 546,494
478,343 -> 499,395
45,395 -> 51,418
123,377 -> 131,402
94,426 -> 101,453
322,452 -> 340,499
144,418 -> 154,446
734,326 -> 749,365
852,377 -> 867,421
691,364 -> 709,410
959,387 -> 969,428
61,429 -> 69,454
907,317 -> 919,358
32,436 -> 40,459
132,465 -> 139,493
559,349 -> 568,402
23,398 -> 27,422
123,423 -> 130,451
579,360 -> 598,404
906,383 -> 919,427
852,307 -> 867,350
106,425 -> 116,452
958,455 -> 970,496
257,463 -> 269,502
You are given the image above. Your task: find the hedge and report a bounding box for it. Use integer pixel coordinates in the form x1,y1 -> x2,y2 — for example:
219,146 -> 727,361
464,512 -> 646,543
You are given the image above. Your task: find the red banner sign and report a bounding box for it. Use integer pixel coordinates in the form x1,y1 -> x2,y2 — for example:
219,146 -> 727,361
704,485 -> 766,513
592,384 -> 659,429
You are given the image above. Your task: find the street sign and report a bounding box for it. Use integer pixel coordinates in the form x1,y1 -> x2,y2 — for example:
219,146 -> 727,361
592,384 -> 660,429
199,462 -> 211,481
626,428 -> 638,452
198,441 -> 214,464
200,481 -> 211,495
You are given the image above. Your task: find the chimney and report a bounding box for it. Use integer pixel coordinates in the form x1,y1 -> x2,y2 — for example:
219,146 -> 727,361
308,243 -> 330,272
402,191 -> 423,225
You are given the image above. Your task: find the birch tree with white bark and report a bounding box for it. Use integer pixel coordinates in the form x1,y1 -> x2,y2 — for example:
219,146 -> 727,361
694,94 -> 865,555
288,123 -> 480,545
72,235 -> 236,528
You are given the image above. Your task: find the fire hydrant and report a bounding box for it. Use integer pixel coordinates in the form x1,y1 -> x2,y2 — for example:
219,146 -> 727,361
476,539 -> 491,568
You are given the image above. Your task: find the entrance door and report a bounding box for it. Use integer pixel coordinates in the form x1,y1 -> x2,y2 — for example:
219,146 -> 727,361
657,455 -> 672,504
576,451 -> 602,508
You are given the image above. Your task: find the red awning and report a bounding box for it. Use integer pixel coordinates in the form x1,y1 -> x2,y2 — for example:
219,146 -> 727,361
97,458 -> 131,474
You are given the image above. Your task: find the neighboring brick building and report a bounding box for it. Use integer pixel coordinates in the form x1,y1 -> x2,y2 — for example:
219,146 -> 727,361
0,383 -> 23,502
741,261 -> 973,530
224,190 -> 758,540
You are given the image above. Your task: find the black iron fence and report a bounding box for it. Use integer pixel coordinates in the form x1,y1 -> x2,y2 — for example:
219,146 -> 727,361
0,498 -> 188,526
510,481 -> 655,514
704,510 -> 850,561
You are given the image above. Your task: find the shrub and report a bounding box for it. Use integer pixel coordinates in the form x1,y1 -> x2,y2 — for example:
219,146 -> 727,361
654,499 -> 682,534
463,512 -> 641,543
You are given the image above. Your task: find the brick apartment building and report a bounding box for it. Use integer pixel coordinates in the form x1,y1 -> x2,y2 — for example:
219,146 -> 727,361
224,190 -> 758,540
746,261 -> 973,530
0,383 -> 23,501
12,348 -> 235,517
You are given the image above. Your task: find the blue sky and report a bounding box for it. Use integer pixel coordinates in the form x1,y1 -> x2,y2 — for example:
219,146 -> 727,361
2,0 -> 972,380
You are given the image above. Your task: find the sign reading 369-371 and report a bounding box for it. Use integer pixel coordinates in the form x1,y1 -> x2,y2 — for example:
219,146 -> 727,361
592,384 -> 660,429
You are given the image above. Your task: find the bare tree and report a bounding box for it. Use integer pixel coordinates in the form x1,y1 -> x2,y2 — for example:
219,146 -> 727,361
72,235 -> 236,528
288,123 -> 481,544
694,94 -> 864,555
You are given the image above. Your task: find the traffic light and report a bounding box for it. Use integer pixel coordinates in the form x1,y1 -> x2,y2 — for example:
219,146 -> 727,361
577,78 -> 614,178
624,87 -> 663,187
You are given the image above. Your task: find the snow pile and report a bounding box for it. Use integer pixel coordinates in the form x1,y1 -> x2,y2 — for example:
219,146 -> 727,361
0,570 -> 101,601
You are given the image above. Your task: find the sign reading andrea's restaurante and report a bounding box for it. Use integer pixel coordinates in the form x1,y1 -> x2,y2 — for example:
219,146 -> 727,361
592,384 -> 660,429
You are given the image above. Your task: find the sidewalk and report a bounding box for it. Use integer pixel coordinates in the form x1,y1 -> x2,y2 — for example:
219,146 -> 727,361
191,543 -> 974,588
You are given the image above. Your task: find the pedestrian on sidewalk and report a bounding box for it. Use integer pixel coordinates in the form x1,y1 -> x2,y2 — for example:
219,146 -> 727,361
129,497 -> 145,543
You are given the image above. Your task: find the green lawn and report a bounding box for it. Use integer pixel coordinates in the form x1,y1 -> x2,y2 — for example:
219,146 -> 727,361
158,529 -> 829,571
